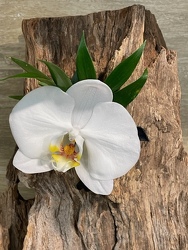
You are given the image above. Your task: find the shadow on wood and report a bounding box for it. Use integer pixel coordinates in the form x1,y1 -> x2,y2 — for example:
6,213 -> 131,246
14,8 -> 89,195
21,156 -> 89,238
0,5 -> 188,250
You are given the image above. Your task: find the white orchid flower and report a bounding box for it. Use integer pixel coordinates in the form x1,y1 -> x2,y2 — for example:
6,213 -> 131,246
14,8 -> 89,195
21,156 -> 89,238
9,79 -> 140,195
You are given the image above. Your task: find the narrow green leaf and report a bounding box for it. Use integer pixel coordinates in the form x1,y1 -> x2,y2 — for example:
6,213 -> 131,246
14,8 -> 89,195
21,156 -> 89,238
9,95 -> 23,100
11,57 -> 51,80
105,41 -> 146,92
0,72 -> 55,86
76,32 -> 96,80
0,72 -> 32,81
0,57 -> 55,86
113,69 -> 148,107
36,78 -> 56,86
71,71 -> 79,84
40,60 -> 72,91
38,82 -> 49,86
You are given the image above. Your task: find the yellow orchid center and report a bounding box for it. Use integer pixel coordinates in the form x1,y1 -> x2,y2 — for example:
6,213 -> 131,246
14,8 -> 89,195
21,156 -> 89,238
63,144 -> 75,156
49,138 -> 81,172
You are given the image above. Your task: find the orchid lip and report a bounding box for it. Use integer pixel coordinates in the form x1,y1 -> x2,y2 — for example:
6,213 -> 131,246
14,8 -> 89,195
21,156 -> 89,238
49,133 -> 81,172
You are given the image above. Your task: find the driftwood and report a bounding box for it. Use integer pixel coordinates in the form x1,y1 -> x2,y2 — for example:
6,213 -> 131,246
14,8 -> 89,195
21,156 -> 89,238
1,5 -> 188,250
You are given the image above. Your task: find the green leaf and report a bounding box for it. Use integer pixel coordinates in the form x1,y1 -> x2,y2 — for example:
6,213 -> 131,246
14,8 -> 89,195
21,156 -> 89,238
113,69 -> 148,107
36,78 -> 55,86
0,72 -> 55,86
76,32 -> 96,80
9,95 -> 23,100
0,57 -> 55,86
105,41 -> 146,92
11,57 -> 51,80
71,71 -> 79,84
40,60 -> 72,91
38,81 -> 50,86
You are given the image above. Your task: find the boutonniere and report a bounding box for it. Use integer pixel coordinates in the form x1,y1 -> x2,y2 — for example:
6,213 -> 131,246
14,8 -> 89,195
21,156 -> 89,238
1,32 -> 148,195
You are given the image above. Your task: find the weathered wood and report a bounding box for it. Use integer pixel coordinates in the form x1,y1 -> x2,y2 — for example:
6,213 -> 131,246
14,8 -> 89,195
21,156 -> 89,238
0,148 -> 34,250
1,5 -> 188,250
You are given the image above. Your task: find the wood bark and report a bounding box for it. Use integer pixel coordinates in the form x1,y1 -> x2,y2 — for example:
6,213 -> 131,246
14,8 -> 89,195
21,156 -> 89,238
1,5 -> 188,250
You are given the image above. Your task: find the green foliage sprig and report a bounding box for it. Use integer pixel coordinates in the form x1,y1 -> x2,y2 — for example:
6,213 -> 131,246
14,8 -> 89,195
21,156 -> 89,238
1,32 -> 148,107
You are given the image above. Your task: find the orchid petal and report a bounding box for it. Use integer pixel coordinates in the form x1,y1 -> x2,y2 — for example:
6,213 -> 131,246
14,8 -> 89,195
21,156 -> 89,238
81,102 -> 140,180
75,164 -> 113,195
14,150 -> 53,173
67,80 -> 113,128
9,86 -> 74,158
